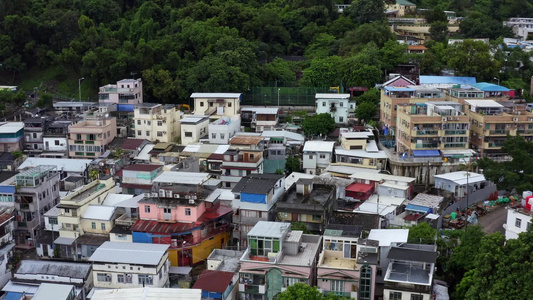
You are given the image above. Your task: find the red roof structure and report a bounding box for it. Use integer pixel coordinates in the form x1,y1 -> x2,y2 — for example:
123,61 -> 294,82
193,270 -> 234,293
120,139 -> 148,150
346,183 -> 374,193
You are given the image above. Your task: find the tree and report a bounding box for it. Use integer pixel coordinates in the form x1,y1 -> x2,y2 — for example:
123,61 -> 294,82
345,0 -> 386,25
302,113 -> 336,136
425,9 -> 448,23
339,22 -> 394,55
355,102 -> 377,124
448,40 -> 501,81
458,12 -> 513,40
285,157 -> 301,173
274,283 -> 346,300
476,135 -> 533,193
379,40 -> 408,72
300,56 -> 343,87
445,225 -> 485,289
356,88 -> 380,105
290,222 -> 310,234
429,21 -> 449,43
12,150 -> 23,160
408,222 -> 437,244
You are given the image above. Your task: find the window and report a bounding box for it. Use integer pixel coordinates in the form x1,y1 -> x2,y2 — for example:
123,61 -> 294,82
147,121 -> 151,126
411,295 -> 423,300
212,133 -> 216,139
48,217 -> 58,225
515,218 -> 522,228
146,131 -> 150,136
137,130 -> 141,136
330,280 -> 344,294
200,102 -> 204,107
283,277 -> 303,287
389,292 -> 402,300
319,154 -> 326,159
323,102 -> 326,107
164,208 -> 171,214
157,131 -> 163,137
339,117 -> 344,122
55,140 -> 60,146
528,222 -> 532,230
145,206 -> 151,213
117,274 -> 125,283
210,102 -> 214,107
157,121 -> 163,126
65,208 -> 70,214
220,133 -> 225,139
91,222 -> 96,230
185,208 -> 191,216
279,212 -> 289,219
340,102 -> 344,107
228,102 -> 232,107
360,265 -> 372,300
185,132 -> 192,137
138,274 -> 153,285
97,273 -> 111,282
312,215 -> 321,221
137,120 -> 141,125
308,155 -> 313,159
101,223 -> 106,230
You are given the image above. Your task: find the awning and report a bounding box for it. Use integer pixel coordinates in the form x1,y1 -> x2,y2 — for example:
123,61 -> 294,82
440,149 -> 476,158
169,266 -> 193,275
54,237 -> 75,245
412,150 -> 441,157
405,204 -> 432,213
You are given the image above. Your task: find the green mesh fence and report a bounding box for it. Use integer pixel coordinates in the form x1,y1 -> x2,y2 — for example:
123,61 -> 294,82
242,86 -> 332,106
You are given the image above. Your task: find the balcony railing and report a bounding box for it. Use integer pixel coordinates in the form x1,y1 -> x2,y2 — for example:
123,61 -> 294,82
444,130 -> 467,135
489,129 -> 509,135
415,143 -> 438,149
444,143 -> 466,148
517,129 -> 533,134
415,130 -> 438,135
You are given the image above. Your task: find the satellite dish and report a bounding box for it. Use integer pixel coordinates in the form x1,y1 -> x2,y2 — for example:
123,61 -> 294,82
105,113 -> 109,118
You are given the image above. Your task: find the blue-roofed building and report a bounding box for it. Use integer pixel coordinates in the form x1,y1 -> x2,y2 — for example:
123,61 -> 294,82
231,174 -> 285,248
419,75 -> 477,88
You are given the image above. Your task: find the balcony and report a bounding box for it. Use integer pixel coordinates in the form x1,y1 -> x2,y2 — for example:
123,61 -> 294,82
488,129 -> 509,135
444,130 -> 467,135
443,143 -> 466,148
17,219 -> 39,230
517,129 -> 533,135
239,284 -> 267,295
414,143 -> 438,149
413,130 -> 438,136
115,214 -> 138,226
168,224 -> 230,248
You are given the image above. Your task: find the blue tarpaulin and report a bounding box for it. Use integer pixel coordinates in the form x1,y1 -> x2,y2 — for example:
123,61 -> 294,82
471,82 -> 510,92
132,232 -> 153,243
5,292 -> 25,300
412,150 -> 441,157
406,204 -> 432,213
117,104 -> 134,112
241,193 -> 266,204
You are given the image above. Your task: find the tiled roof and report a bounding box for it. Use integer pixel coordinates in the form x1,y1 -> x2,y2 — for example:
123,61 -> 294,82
229,136 -> 264,145
232,174 -> 283,195
120,139 -> 147,150
193,270 -> 234,293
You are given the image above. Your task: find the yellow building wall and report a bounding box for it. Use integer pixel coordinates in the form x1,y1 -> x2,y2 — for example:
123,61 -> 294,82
167,231 -> 230,266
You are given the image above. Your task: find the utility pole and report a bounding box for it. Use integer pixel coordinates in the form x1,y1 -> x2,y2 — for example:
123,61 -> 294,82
78,77 -> 85,102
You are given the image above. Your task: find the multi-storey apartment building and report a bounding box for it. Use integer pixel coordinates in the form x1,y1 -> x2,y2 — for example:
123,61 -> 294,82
317,225 -> 378,300
466,99 -> 533,157
14,166 -> 60,248
68,115 -> 117,159
180,116 -> 210,145
209,116 -> 241,144
504,17 -> 533,40
133,103 -> 180,143
221,136 -> 265,188
315,94 -> 353,124
192,93 -> 242,117
303,141 -> 335,175
334,131 -> 388,170
99,78 -> 143,105
231,174 -> 285,247
0,122 -> 24,152
23,117 -> 50,157
238,221 -> 321,300
131,171 -> 232,267
396,101 -> 470,155
42,120 -> 71,158
380,86 -> 444,136
120,164 -> 163,195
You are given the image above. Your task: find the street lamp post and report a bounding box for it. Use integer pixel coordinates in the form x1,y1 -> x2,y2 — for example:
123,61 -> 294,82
494,77 -> 500,85
277,88 -> 280,108
78,77 -> 85,101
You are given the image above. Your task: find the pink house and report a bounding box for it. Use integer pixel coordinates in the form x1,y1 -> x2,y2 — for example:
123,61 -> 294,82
317,225 -> 378,300
382,75 -> 416,88
238,222 -> 321,300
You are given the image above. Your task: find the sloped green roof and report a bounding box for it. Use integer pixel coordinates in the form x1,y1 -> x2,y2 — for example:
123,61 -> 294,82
397,0 -> 416,6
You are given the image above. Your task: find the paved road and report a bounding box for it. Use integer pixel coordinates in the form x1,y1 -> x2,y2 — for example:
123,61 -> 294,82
477,204 -> 508,234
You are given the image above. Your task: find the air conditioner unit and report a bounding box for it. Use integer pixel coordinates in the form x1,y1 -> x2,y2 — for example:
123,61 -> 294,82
151,193 -> 158,197
144,193 -> 151,197
513,118 -> 519,122
148,276 -> 153,280
189,199 -> 195,204
455,117 -> 459,121
448,117 -> 453,121
442,117 -> 447,122
166,190 -> 172,197
126,274 -> 132,279
174,194 -> 180,199
473,132 -> 477,136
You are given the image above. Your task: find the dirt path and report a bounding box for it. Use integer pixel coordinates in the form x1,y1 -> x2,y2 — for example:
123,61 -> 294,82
477,204 -> 508,234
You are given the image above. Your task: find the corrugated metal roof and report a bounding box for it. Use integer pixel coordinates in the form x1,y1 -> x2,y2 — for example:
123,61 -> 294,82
247,221 -> 290,238
193,270 -> 234,293
81,205 -> 116,220
315,93 -> 350,99
15,260 -> 91,279
471,82 -> 510,92
89,242 -> 169,265
190,93 -> 241,98
153,171 -> 210,184
419,76 -> 476,85
303,141 -> 335,152
229,136 -> 264,145
18,158 -> 92,173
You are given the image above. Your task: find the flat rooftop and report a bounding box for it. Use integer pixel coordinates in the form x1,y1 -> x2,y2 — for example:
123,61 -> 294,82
247,221 -> 290,238
153,171 -> 210,185
278,234 -> 321,267
207,249 -> 244,272
89,242 -> 169,265
278,184 -> 334,207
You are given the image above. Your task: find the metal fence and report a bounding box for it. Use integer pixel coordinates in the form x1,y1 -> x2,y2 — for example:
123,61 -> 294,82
242,86 -> 331,106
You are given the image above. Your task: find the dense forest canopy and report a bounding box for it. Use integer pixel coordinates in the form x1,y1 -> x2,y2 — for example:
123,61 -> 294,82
0,0 -> 532,103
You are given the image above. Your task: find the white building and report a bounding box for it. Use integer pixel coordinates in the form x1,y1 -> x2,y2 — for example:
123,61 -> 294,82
91,287 -> 202,300
133,103 -> 180,143
504,18 -> 533,40
192,93 -> 241,117
89,242 -> 170,289
99,78 -> 143,105
209,116 -> 241,144
240,107 -> 279,132
315,93 -> 352,124
302,141 -> 335,175
434,171 -> 488,198
180,116 -> 209,145
504,204 -> 532,240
